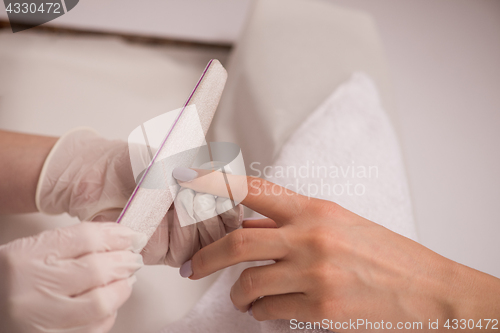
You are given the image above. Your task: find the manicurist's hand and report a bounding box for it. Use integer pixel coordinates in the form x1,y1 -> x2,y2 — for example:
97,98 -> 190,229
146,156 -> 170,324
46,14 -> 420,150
0,222 -> 146,333
174,168 -> 500,332
95,188 -> 243,267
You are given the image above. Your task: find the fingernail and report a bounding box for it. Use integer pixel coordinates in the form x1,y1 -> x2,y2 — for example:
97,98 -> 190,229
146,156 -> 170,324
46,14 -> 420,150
131,233 -> 148,253
179,260 -> 193,278
248,306 -> 253,317
173,168 -> 198,182
127,275 -> 138,287
233,304 -> 239,311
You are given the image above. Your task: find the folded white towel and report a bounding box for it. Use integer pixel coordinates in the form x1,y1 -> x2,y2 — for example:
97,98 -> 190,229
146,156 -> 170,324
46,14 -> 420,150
160,73 -> 417,333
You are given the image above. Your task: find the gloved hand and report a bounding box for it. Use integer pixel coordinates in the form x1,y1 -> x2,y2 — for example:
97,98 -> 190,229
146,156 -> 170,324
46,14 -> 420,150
91,184 -> 243,266
143,189 -> 242,266
35,128 -> 136,222
36,128 -> 243,266
0,222 -> 146,333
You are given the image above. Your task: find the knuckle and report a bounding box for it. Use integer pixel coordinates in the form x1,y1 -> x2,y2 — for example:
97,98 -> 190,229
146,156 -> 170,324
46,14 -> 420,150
306,227 -> 336,255
226,230 -> 247,258
308,262 -> 334,286
239,269 -> 256,296
312,199 -> 339,218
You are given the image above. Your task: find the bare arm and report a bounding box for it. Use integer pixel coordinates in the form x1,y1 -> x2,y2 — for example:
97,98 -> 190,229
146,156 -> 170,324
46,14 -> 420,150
0,130 -> 57,214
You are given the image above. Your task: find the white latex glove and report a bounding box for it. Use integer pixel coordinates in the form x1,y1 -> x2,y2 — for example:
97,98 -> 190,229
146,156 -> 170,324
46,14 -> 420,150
36,128 -> 136,222
92,189 -> 243,266
0,222 -> 146,333
37,128 -> 243,266
146,189 -> 242,266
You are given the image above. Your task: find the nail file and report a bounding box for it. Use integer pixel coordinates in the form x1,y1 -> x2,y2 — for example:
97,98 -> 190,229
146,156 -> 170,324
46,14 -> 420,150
117,59 -> 227,245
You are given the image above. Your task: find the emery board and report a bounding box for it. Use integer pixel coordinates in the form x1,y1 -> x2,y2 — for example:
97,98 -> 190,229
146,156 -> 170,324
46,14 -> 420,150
117,59 -> 228,246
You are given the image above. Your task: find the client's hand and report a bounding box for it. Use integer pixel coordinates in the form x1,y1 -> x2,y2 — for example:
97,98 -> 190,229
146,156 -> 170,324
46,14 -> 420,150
36,128 -> 243,266
175,169 -> 500,332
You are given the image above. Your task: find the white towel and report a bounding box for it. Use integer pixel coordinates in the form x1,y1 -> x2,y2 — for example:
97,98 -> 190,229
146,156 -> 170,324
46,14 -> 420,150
160,73 -> 417,333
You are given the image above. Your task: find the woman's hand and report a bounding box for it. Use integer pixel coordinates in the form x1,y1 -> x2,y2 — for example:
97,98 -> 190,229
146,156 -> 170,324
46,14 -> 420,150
0,222 -> 146,333
175,169 -> 500,332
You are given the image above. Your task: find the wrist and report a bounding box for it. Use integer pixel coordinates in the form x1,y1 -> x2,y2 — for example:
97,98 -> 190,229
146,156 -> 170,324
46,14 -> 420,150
448,263 -> 500,324
405,253 -> 482,325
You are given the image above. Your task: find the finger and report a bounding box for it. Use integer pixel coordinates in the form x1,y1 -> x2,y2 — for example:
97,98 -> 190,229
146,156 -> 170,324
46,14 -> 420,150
251,293 -> 306,321
54,250 -> 143,296
196,216 -> 226,248
216,198 -> 243,233
242,218 -> 278,229
231,262 -> 302,311
141,215 -> 169,265
173,168 -> 238,199
189,228 -> 289,279
174,168 -> 309,224
71,276 -> 136,324
165,209 -> 200,267
36,222 -> 148,259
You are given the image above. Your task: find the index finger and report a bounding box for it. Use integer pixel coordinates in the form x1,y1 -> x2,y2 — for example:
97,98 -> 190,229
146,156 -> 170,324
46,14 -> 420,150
173,168 -> 309,223
188,228 -> 288,280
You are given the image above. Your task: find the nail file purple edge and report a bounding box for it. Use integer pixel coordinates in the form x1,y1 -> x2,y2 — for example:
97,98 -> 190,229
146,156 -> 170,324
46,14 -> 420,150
116,60 -> 214,224
115,60 -> 227,246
